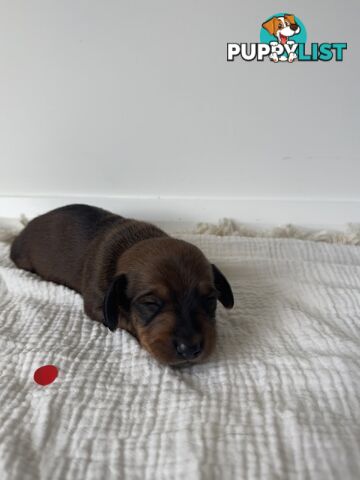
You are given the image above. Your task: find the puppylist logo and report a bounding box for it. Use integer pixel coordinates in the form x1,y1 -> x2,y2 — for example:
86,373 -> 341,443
227,13 -> 347,63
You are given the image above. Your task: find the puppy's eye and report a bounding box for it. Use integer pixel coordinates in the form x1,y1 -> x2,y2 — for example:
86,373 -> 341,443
203,294 -> 217,312
135,297 -> 163,322
141,300 -> 161,308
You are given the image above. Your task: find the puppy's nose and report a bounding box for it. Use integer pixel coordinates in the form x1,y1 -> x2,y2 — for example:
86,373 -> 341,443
290,23 -> 299,32
175,341 -> 202,359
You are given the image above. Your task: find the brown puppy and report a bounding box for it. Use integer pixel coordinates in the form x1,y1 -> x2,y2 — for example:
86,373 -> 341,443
10,204 -> 234,366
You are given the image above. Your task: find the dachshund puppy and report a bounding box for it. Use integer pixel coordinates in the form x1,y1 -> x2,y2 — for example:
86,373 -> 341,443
10,204 -> 234,366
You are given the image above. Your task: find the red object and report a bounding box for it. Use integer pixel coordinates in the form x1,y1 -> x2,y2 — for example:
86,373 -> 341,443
33,365 -> 58,386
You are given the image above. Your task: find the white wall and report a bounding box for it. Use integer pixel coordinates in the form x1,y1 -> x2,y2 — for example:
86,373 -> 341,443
0,0 -> 359,225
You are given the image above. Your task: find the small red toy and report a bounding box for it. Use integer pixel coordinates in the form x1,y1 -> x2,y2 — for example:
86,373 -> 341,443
33,365 -> 58,386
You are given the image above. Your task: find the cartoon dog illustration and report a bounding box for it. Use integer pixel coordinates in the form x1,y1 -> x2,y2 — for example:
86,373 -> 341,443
262,14 -> 301,62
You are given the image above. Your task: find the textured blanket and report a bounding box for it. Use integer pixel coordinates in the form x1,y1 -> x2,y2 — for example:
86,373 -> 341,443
0,229 -> 359,480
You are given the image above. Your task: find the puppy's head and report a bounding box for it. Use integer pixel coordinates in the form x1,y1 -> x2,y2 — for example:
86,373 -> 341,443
103,237 -> 234,366
262,14 -> 300,44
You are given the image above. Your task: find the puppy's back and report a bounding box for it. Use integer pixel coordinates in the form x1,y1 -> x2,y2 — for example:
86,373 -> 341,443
10,204 -> 119,291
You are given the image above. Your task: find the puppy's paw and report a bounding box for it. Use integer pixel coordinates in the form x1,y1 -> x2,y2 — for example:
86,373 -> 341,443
269,52 -> 279,63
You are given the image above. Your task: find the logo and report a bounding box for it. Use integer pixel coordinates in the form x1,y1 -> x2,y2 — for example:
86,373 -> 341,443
227,13 -> 347,63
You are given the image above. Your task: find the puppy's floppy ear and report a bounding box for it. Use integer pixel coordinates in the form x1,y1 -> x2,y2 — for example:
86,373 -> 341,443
284,14 -> 296,25
262,17 -> 278,36
212,264 -> 234,309
103,274 -> 130,331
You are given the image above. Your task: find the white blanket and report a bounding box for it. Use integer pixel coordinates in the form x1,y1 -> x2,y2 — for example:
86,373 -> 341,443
0,230 -> 359,480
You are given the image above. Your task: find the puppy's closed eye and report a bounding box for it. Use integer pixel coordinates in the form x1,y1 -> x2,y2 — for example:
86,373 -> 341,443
134,296 -> 163,323
202,294 -> 218,315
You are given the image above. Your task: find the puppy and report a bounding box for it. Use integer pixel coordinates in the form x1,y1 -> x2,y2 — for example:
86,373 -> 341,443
10,204 -> 234,366
262,14 -> 301,62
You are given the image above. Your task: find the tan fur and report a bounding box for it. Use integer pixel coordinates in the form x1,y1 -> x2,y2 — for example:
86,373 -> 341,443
262,14 -> 297,37
284,14 -> 296,25
262,17 -> 280,36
